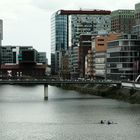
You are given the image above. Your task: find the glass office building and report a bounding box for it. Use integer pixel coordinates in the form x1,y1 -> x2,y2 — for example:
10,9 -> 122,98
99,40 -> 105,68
51,11 -> 68,74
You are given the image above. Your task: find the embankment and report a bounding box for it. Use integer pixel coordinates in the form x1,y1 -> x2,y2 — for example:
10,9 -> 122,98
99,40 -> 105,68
58,84 -> 140,104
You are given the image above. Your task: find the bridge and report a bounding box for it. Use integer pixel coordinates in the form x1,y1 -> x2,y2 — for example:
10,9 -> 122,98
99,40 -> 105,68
0,79 -> 121,85
0,79 -> 121,100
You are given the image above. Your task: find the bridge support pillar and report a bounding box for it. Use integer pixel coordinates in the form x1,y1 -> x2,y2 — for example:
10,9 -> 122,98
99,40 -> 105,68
44,84 -> 48,100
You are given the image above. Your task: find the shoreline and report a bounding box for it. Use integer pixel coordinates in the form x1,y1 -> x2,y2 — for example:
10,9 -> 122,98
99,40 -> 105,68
57,84 -> 140,104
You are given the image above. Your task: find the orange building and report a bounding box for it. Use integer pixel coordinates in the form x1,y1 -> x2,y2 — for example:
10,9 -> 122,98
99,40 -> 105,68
86,33 -> 121,79
95,33 -> 121,78
95,33 -> 121,52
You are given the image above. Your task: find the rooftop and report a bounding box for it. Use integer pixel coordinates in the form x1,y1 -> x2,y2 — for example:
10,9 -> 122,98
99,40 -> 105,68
57,9 -> 111,15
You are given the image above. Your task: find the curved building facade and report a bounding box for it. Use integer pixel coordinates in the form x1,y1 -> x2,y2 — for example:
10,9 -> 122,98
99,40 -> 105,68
51,11 -> 68,74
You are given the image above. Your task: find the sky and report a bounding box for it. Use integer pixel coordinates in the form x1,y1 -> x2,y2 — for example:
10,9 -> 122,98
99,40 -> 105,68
0,0 -> 140,64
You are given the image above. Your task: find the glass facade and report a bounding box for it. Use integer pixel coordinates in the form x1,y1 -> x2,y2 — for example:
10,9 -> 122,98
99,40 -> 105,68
37,52 -> 46,64
69,14 -> 111,75
51,11 -> 68,74
1,46 -> 45,64
69,14 -> 111,47
1,46 -> 13,63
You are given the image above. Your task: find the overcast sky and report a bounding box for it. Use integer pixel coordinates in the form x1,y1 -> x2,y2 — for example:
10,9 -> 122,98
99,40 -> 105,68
0,0 -> 140,64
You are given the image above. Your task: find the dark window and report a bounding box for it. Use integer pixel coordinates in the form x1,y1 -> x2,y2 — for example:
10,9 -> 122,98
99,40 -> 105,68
98,39 -> 104,41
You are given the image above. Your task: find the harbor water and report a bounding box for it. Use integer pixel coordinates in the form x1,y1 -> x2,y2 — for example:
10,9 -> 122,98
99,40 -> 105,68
0,85 -> 140,140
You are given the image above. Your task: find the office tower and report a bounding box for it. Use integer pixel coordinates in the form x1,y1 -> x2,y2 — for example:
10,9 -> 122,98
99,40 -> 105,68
51,11 -> 68,75
0,20 -> 3,70
111,10 -> 135,33
135,3 -> 140,25
133,3 -> 140,38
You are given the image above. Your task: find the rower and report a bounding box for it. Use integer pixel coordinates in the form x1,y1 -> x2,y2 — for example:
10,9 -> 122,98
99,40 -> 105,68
100,120 -> 104,124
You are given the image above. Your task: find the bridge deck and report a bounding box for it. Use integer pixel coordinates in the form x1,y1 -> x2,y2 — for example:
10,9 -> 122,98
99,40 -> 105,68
0,79 -> 121,85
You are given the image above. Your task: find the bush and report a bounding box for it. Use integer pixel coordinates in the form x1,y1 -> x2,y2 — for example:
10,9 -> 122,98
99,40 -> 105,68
130,88 -> 136,96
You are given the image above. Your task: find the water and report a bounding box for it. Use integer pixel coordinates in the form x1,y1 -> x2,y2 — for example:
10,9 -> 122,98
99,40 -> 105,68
0,85 -> 140,140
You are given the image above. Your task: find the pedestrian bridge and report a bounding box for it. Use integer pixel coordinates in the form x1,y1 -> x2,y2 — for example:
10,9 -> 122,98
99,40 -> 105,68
0,79 -> 121,100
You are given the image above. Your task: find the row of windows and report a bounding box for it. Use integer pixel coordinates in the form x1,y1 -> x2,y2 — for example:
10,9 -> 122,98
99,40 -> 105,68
107,58 -> 136,62
108,63 -> 133,68
108,41 -> 119,47
97,39 -> 104,41
109,52 -> 139,57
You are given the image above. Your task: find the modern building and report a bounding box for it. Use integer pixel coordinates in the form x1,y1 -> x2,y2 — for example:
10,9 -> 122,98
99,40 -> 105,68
1,46 -> 47,78
78,34 -> 92,77
18,49 -> 38,64
37,52 -> 47,64
51,11 -> 68,75
51,9 -> 111,76
132,3 -> 140,38
1,46 -> 36,64
111,10 -> 135,34
93,33 -> 120,79
0,19 -> 3,46
106,34 -> 140,81
135,3 -> 140,25
0,19 -> 3,67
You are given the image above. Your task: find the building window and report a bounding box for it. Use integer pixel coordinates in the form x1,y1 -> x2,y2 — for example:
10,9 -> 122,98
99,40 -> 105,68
98,44 -> 104,46
98,39 -> 104,41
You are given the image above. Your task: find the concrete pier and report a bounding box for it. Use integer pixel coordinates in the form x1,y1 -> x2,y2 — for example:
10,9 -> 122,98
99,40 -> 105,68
44,84 -> 48,100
